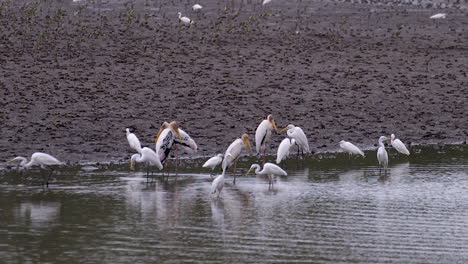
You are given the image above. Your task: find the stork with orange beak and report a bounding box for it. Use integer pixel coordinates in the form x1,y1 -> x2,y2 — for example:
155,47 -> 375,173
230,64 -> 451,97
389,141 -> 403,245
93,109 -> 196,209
255,114 -> 279,164
155,121 -> 182,165
222,133 -> 252,184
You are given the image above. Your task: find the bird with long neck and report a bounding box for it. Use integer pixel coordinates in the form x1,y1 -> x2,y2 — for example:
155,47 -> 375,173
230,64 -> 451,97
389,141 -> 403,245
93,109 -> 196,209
377,136 -> 391,174
255,114 -> 279,164
222,133 -> 252,184
390,134 -> 410,156
245,162 -> 287,189
130,147 -> 163,181
7,152 -> 63,187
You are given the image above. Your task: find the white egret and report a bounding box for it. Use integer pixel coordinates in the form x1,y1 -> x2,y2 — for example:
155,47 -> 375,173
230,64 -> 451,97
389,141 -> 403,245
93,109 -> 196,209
155,121 -> 182,165
377,136 -> 391,173
178,12 -> 193,25
339,140 -> 365,157
130,147 -> 163,181
262,0 -> 272,5
203,154 -> 224,176
211,173 -> 225,198
281,124 -> 310,157
255,114 -> 279,162
192,4 -> 202,11
6,152 -> 63,187
276,138 -> 296,164
126,128 -> 142,154
222,133 -> 252,184
430,13 -> 446,19
245,162 -> 287,188
390,134 -> 410,155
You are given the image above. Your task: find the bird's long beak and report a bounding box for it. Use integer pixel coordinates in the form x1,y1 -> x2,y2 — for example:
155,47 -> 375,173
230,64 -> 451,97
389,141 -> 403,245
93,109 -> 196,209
245,168 -> 252,177
386,137 -> 392,140
280,126 -> 288,132
272,121 -> 279,134
6,159 -> 15,163
175,128 -> 182,140
130,160 -> 135,170
155,128 -> 163,143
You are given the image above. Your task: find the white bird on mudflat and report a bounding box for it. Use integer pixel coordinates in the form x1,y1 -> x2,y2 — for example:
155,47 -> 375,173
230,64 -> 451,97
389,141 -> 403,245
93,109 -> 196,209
430,13 -> 446,19
155,121 -> 182,165
211,173 -> 225,198
245,162 -> 287,188
203,154 -> 224,175
255,114 -> 279,161
339,140 -> 365,157
281,124 -> 310,156
390,134 -> 410,155
377,136 -> 391,173
276,138 -> 296,164
130,147 -> 163,180
192,4 -> 202,11
7,152 -> 63,187
126,128 -> 142,154
222,133 -> 252,184
262,0 -> 272,6
178,12 -> 193,25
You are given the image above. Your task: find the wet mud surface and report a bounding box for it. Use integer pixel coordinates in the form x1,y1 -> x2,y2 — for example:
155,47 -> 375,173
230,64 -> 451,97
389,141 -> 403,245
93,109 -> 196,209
0,0 -> 467,163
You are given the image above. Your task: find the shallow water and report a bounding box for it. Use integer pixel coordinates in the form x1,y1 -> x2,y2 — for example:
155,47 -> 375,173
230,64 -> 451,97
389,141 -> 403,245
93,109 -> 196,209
0,145 -> 467,263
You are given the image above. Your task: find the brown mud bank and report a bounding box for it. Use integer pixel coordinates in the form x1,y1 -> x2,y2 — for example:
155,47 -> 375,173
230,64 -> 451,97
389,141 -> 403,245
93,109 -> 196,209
0,0 -> 466,164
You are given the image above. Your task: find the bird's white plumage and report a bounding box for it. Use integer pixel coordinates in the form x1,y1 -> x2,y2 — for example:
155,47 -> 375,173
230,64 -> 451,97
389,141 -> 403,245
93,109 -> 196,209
377,136 -> 389,169
155,128 -> 175,163
246,162 -> 287,185
126,128 -> 142,154
174,129 -> 197,154
255,119 -> 272,154
430,13 -> 446,19
262,0 -> 272,5
8,152 -> 63,169
222,139 -> 243,172
211,173 -> 225,197
285,124 -> 309,153
390,134 -> 410,155
192,4 -> 202,11
203,154 -> 223,170
339,140 -> 365,157
178,12 -> 193,25
276,138 -> 296,164
131,147 -> 163,170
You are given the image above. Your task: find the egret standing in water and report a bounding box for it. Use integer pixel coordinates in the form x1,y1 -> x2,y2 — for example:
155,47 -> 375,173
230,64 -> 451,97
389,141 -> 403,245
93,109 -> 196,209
377,136 -> 391,174
255,114 -> 279,163
276,138 -> 296,164
222,133 -> 252,184
390,134 -> 410,155
245,162 -> 287,189
281,124 -> 310,158
211,173 -> 225,198
203,154 -> 224,177
130,147 -> 163,181
6,152 -> 63,187
339,140 -> 365,157
178,12 -> 193,26
126,128 -> 142,154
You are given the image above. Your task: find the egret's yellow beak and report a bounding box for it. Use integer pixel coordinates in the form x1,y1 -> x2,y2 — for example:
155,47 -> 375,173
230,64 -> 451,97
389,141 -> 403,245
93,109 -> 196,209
130,160 -> 135,170
245,168 -> 253,177
6,159 -> 15,163
272,121 -> 279,134
175,128 -> 182,141
280,126 -> 288,133
386,137 -> 392,140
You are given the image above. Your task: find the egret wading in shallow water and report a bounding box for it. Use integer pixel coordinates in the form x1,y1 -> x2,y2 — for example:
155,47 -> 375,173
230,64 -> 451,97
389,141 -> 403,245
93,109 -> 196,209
211,173 -> 225,198
203,154 -> 224,177
192,4 -> 202,11
276,138 -> 296,164
6,152 -> 63,187
390,134 -> 410,156
222,133 -> 252,184
130,147 -> 163,181
178,12 -> 193,26
377,136 -> 391,174
126,128 -> 142,154
255,114 -> 279,164
245,162 -> 287,189
281,124 -> 309,159
339,140 -> 365,158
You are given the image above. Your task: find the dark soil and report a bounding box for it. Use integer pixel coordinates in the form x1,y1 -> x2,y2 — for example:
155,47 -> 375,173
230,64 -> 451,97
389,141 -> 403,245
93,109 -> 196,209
0,0 -> 467,164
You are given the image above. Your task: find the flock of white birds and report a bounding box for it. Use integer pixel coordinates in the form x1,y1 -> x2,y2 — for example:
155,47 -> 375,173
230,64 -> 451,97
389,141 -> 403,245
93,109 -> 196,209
5,114 -> 411,194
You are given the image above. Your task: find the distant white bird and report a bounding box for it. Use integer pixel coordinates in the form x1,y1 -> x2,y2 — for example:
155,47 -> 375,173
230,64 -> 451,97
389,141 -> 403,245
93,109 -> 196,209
276,138 -> 296,164
255,114 -> 279,161
211,173 -> 225,198
377,136 -> 391,173
262,0 -> 272,5
178,12 -> 193,25
245,162 -> 287,188
192,4 -> 203,11
7,152 -> 63,187
281,124 -> 310,156
430,13 -> 446,19
130,147 -> 163,180
339,140 -> 365,157
390,134 -> 410,155
222,133 -> 252,184
126,128 -> 142,154
203,154 -> 224,175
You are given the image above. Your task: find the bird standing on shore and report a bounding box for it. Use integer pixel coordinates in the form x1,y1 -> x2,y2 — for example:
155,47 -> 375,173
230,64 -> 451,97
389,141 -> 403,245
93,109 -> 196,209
130,147 -> 163,181
255,114 -> 279,163
430,13 -> 446,19
377,136 -> 391,174
203,154 -> 224,176
222,134 -> 252,184
390,134 -> 410,155
281,124 -> 309,158
178,12 -> 193,25
339,140 -> 365,157
6,152 -> 63,187
245,163 -> 287,189
126,128 -> 142,154
276,138 -> 296,164
192,4 -> 202,11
